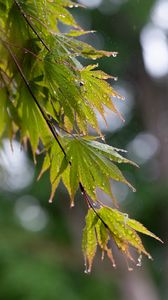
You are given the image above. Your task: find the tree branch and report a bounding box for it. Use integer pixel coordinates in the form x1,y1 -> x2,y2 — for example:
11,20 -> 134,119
13,0 -> 50,51
3,40 -> 66,158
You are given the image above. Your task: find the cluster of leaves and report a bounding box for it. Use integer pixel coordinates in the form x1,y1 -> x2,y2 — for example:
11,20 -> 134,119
0,0 -> 162,271
82,208 -> 162,273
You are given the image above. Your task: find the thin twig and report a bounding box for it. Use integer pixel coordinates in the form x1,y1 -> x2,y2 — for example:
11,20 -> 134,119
79,183 -> 109,229
3,40 -> 66,158
13,0 -> 50,51
3,40 -> 42,60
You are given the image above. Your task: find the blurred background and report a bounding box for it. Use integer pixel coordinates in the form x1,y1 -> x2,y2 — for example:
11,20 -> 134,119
0,0 -> 168,299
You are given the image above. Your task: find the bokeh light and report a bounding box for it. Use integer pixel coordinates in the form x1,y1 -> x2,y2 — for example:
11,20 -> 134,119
78,0 -> 102,9
127,132 -> 160,165
0,139 -> 34,192
152,0 -> 168,31
140,25 -> 168,78
14,195 -> 48,232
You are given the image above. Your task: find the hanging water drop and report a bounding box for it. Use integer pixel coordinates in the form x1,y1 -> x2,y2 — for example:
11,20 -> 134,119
112,52 -> 118,57
137,254 -> 142,267
124,213 -> 128,226
70,202 -> 75,208
148,254 -> 153,260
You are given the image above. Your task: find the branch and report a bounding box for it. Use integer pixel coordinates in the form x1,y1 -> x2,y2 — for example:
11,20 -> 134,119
13,0 -> 50,51
2,40 -> 66,158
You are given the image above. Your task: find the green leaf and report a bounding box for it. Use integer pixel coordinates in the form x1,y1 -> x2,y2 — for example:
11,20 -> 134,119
0,86 -> 18,140
82,209 -> 98,273
42,135 -> 135,204
83,139 -> 138,167
18,87 -> 50,156
99,206 -> 162,260
95,220 -> 116,267
126,218 -> 163,243
81,206 -> 162,271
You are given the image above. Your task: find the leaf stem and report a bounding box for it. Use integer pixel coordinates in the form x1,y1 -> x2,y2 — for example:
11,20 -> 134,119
3,40 -> 66,158
13,0 -> 50,51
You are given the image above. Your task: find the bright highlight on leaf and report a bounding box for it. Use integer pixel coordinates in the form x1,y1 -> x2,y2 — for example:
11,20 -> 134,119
0,0 -> 162,273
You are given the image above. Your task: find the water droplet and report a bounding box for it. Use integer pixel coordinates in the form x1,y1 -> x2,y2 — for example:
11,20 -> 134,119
49,198 -> 53,203
101,251 -> 105,260
148,254 -> 153,260
114,77 -> 118,81
70,202 -> 75,208
59,14 -> 65,18
137,254 -> 142,267
124,213 -> 128,226
112,52 -> 118,57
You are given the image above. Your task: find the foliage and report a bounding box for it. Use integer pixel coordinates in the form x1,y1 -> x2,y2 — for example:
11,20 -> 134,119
0,0 -> 162,272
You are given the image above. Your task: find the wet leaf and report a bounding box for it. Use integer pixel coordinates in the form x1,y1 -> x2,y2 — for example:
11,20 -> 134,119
82,209 -> 98,273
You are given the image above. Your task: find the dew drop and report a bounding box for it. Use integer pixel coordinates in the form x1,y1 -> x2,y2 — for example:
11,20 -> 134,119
49,198 -> 53,203
59,14 -> 65,18
112,52 -> 118,57
101,251 -> 105,260
70,202 -> 75,208
124,213 -> 128,225
137,254 -> 142,267
148,254 -> 153,260
114,77 -> 118,81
